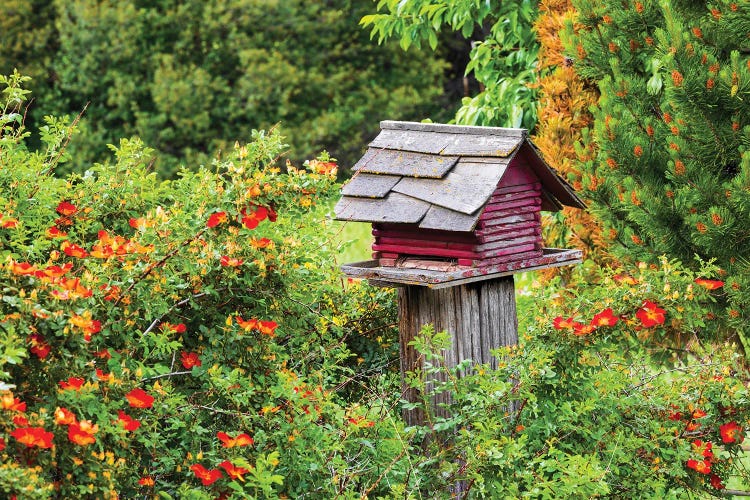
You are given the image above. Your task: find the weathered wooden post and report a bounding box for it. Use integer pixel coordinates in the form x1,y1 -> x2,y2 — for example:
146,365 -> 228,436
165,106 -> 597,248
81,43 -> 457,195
335,121 -> 585,426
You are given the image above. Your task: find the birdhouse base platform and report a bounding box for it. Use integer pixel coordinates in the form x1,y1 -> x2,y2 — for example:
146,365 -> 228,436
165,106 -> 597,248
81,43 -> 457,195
340,248 -> 582,289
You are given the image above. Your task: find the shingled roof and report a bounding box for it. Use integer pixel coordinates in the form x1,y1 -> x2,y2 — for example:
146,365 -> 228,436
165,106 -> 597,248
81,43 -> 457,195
334,121 -> 585,232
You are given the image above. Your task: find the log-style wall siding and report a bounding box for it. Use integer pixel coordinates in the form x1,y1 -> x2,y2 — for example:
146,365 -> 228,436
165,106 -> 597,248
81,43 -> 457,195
397,277 -> 517,426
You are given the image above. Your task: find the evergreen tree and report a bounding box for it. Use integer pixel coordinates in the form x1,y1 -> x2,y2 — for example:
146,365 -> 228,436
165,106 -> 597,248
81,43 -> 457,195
568,0 -> 750,346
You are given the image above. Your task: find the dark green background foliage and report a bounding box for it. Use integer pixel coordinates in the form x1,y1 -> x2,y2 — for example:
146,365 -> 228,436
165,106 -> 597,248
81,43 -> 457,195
0,0 -> 448,176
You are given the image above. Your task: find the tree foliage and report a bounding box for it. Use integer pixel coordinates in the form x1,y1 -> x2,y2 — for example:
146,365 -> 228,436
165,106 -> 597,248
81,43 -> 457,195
361,0 -> 540,128
0,0 -> 447,177
566,0 -> 750,348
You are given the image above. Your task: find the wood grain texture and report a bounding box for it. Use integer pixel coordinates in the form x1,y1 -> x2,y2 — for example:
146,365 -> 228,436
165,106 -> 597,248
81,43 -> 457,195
397,278 -> 517,426
353,148 -> 458,178
341,173 -> 401,198
334,192 -> 430,224
392,161 -> 508,215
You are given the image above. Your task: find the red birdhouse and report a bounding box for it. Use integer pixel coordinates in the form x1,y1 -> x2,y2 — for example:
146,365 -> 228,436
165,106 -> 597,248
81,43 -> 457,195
335,121 -> 585,285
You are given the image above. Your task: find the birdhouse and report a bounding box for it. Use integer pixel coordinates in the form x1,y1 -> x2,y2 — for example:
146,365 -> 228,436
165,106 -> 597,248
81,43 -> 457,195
335,121 -> 585,286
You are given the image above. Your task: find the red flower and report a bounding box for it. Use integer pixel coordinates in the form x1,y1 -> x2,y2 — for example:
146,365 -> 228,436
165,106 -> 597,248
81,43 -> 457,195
217,431 -> 254,448
11,262 -> 37,276
190,464 -> 223,486
218,460 -> 249,481
710,473 -> 725,489
635,300 -> 666,327
68,420 -> 98,446
249,237 -> 273,249
52,278 -> 93,301
1,217 -> 19,228
96,369 -> 111,381
70,314 -> 102,341
56,201 -> 78,216
59,377 -> 85,391
0,393 -> 26,412
236,316 -> 259,331
11,426 -> 54,448
691,439 -> 714,459
0,437 -> 4,451
181,351 -> 202,369
38,263 -> 73,278
694,278 -> 724,290
241,206 -> 268,230
668,410 -> 682,421
220,255 -> 244,267
692,409 -> 707,419
553,316 -> 581,330
591,308 -> 618,327
13,415 -> 29,426
117,410 -> 141,431
207,211 -> 228,228
719,421 -> 743,444
126,388 -> 155,409
258,320 -> 278,337
61,241 -> 88,258
46,227 -> 67,238
686,458 -> 711,474
573,323 -> 596,336
54,407 -> 77,426
138,476 -> 155,487
162,323 -> 187,334
28,334 -> 51,360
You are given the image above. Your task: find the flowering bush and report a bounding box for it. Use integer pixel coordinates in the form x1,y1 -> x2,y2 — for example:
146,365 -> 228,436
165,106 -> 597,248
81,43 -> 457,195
401,258 -> 749,497
0,73 -> 403,498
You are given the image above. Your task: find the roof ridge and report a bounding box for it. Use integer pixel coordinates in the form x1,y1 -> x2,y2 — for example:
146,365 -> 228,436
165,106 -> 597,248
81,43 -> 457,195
380,120 -> 527,138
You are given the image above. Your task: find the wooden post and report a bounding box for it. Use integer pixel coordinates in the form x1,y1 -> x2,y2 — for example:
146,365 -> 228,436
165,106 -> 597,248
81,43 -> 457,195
397,276 -> 517,426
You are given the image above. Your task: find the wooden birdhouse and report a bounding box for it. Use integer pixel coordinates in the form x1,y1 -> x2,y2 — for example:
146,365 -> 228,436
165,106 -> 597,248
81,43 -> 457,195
335,121 -> 587,429
335,121 -> 585,285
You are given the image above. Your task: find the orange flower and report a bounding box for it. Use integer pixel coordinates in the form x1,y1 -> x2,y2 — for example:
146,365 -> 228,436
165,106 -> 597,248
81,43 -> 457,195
258,320 -> 278,337
38,263 -> 73,279
68,420 -> 98,446
591,308 -> 618,327
217,431 -> 254,448
218,460 -> 249,481
308,159 -> 338,175
126,388 -> 155,409
633,145 -> 643,157
236,316 -> 259,331
686,458 -> 711,474
52,278 -> 93,301
692,408 -> 707,419
573,323 -> 596,336
691,439 -> 713,458
694,278 -> 724,290
553,316 -> 581,330
635,300 -> 666,327
692,26 -> 703,38
10,426 -> 54,449
180,351 -> 202,369
11,262 -> 37,276
59,377 -> 85,391
96,369 -> 111,381
719,421 -> 743,444
207,211 -> 228,228
56,201 -> 77,216
0,393 -> 26,412
249,237 -> 273,249
54,407 -> 77,426
46,226 -> 67,238
61,241 -> 88,258
190,464 -> 223,486
613,274 -> 638,285
69,313 -> 102,341
220,256 -> 244,267
138,477 -> 155,487
1,217 -> 19,229
117,410 -> 141,431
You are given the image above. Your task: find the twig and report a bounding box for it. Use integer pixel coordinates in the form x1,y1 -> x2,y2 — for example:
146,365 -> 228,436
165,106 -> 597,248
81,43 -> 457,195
141,291 -> 212,336
142,370 -> 192,382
